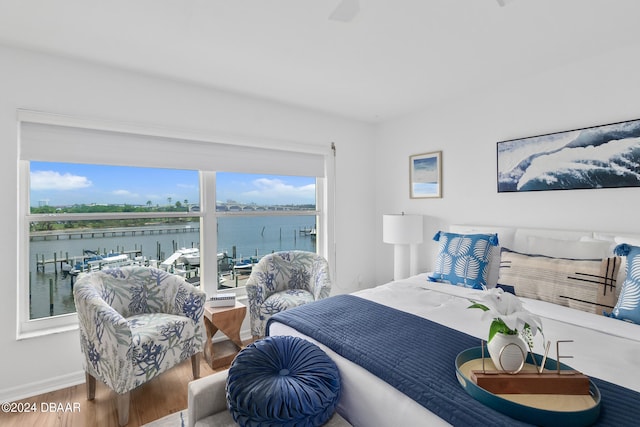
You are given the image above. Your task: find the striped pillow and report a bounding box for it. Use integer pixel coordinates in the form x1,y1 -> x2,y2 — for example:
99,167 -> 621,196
498,248 -> 620,315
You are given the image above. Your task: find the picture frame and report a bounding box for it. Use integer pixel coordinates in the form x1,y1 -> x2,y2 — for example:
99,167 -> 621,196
410,151 -> 442,198
497,118 -> 640,193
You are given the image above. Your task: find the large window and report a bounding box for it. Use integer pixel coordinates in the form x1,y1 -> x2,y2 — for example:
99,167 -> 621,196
18,111 -> 331,338
215,172 -> 318,288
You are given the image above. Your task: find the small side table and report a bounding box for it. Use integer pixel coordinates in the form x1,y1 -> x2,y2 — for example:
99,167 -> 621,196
203,301 -> 246,369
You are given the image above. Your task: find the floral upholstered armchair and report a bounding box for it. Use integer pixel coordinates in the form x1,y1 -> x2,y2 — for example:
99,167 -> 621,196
246,251 -> 332,337
73,266 -> 206,426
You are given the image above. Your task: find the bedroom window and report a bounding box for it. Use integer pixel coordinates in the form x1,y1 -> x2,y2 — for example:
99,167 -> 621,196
17,110 -> 332,338
215,172 -> 318,289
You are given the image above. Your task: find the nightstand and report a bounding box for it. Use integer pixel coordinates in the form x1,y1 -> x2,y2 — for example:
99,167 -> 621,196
203,301 -> 246,369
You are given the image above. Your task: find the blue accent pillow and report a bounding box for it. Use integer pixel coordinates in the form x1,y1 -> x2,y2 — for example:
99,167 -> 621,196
226,335 -> 341,427
606,244 -> 640,323
428,231 -> 499,290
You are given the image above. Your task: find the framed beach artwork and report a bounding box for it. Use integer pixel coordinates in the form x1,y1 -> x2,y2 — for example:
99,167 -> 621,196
410,151 -> 442,198
497,118 -> 640,193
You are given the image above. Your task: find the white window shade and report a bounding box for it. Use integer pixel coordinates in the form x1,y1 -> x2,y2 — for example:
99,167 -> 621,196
20,121 -> 326,177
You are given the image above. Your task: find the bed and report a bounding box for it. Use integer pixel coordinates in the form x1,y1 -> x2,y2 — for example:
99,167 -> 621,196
266,225 -> 640,427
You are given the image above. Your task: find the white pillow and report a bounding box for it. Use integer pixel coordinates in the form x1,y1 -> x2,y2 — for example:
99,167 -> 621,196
526,236 -> 612,259
592,232 -> 640,244
614,236 -> 640,247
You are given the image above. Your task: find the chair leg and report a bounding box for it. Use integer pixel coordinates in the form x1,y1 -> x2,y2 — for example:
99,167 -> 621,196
191,352 -> 200,379
86,372 -> 96,401
117,391 -> 130,427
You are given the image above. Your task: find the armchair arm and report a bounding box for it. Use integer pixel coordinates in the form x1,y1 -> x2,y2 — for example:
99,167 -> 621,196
246,269 -> 272,316
174,281 -> 207,322
154,275 -> 207,353
74,285 -> 134,394
147,269 -> 206,321
187,370 -> 229,427
310,257 -> 332,300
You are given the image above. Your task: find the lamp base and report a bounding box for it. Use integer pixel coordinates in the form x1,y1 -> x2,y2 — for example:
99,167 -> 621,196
409,243 -> 419,277
393,244 -> 409,281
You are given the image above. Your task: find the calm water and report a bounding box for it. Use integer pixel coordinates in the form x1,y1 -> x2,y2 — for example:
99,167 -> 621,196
29,215 -> 316,319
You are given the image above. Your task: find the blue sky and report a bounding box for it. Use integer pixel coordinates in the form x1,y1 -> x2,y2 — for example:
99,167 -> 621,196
30,162 -> 315,207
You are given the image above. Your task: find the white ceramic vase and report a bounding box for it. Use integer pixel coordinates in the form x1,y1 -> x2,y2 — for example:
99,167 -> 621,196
487,332 -> 528,373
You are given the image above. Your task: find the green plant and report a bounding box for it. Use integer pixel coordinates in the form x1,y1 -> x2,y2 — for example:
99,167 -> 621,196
469,288 -> 543,350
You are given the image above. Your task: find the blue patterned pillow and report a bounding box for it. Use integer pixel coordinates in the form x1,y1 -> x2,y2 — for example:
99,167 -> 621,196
606,244 -> 640,323
226,335 -> 341,427
428,231 -> 499,289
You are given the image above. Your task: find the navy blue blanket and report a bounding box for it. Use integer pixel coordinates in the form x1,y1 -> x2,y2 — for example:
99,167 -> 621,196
266,294 -> 640,427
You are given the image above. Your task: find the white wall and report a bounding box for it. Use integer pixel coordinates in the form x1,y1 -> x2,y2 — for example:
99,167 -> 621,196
0,45 -> 376,400
374,44 -> 640,284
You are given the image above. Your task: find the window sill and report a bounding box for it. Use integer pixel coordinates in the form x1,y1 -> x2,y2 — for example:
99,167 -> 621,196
17,313 -> 79,340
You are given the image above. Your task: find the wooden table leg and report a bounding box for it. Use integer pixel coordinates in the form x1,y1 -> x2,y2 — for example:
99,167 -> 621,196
214,308 -> 245,349
203,316 -> 219,366
203,303 -> 247,369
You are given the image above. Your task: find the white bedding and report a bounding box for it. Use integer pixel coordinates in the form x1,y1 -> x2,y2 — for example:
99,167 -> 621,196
268,274 -> 640,427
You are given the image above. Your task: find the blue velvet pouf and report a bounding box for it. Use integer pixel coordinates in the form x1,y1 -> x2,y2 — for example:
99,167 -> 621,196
226,335 -> 341,427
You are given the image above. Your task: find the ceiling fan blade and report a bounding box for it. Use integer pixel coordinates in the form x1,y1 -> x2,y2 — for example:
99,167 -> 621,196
329,0 -> 360,22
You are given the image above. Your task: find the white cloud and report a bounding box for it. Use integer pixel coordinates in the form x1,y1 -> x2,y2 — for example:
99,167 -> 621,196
30,171 -> 92,190
112,189 -> 139,198
242,178 -> 315,204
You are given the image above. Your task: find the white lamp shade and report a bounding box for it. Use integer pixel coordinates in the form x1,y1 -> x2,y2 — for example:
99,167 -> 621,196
383,214 -> 423,245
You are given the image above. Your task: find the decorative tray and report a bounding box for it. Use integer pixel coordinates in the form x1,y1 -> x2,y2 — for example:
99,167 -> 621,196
455,347 -> 600,427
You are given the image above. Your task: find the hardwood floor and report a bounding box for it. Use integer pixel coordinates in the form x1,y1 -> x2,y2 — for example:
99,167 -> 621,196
0,356 -> 227,427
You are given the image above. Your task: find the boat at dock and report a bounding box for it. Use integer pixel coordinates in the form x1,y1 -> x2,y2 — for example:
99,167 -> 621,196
232,256 -> 259,276
70,250 -> 138,275
160,247 -> 200,269
180,249 -> 200,266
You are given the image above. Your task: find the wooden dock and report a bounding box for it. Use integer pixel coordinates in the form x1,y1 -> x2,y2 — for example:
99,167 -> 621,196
30,225 -> 200,241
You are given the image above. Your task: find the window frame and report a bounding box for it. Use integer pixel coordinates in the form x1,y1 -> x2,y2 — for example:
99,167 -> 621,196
17,111 -> 333,339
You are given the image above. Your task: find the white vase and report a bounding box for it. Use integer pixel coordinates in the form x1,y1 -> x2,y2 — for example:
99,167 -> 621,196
487,332 -> 528,373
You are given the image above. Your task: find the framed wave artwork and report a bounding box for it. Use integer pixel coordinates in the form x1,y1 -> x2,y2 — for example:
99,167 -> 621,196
410,151 -> 442,198
497,118 -> 640,193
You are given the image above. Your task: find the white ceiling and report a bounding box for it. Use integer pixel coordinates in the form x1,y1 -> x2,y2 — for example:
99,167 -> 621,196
1,0 -> 639,123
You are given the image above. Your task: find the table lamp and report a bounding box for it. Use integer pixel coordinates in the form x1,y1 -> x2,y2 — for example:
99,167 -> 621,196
383,213 -> 423,281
